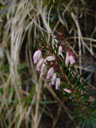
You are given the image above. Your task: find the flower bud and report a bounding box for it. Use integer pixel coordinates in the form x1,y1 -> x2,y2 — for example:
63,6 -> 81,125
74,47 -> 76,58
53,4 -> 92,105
51,73 -> 56,85
64,88 -> 71,93
36,58 -> 44,71
41,63 -> 46,73
69,56 -> 75,65
47,67 -> 54,80
65,55 -> 70,65
33,50 -> 42,64
58,45 -> 63,55
40,63 -> 47,78
40,72 -> 44,78
65,51 -> 75,65
44,56 -> 55,63
55,78 -> 60,90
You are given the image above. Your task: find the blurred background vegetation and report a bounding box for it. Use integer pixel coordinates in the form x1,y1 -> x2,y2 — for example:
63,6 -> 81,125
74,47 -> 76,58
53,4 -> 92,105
0,0 -> 96,128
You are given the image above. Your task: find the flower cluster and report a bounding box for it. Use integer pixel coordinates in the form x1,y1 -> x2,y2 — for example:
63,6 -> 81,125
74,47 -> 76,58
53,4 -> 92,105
33,45 -> 75,91
33,50 -> 61,89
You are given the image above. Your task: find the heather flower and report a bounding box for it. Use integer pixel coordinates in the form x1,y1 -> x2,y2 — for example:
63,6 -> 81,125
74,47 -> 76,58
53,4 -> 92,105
33,50 -> 42,64
65,52 -> 70,65
51,73 -> 56,85
69,55 -> 75,65
40,63 -> 47,78
36,58 -> 44,71
64,88 -> 72,93
41,63 -> 46,72
40,72 -> 44,78
58,45 -> 63,55
47,67 -> 54,80
44,56 -> 55,63
65,51 -> 75,65
55,78 -> 60,90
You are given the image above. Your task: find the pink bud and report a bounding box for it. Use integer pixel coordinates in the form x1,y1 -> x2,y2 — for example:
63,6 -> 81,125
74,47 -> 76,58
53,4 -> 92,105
40,63 -> 47,78
64,88 -> 71,93
47,67 -> 54,80
55,78 -> 60,90
40,72 -> 44,78
65,51 -> 75,65
51,73 -> 56,85
33,50 -> 42,64
41,63 -> 46,72
58,45 -> 63,55
69,56 -> 75,65
65,55 -> 70,65
44,56 -> 55,63
36,58 -> 44,71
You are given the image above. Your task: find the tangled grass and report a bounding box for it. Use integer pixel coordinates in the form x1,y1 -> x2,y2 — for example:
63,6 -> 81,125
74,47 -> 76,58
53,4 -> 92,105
0,0 -> 96,128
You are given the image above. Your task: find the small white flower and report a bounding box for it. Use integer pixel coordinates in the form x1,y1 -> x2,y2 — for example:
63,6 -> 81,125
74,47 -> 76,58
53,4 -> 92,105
51,73 -> 56,85
47,67 -> 54,80
33,50 -> 42,64
55,78 -> 60,90
64,88 -> 71,93
36,58 -> 44,71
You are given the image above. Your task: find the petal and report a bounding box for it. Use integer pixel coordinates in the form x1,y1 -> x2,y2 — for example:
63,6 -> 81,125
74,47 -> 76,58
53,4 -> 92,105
51,73 -> 56,85
44,56 -> 55,63
47,67 -> 54,80
65,56 -> 70,65
69,56 -> 75,65
33,50 -> 41,59
55,78 -> 60,90
40,63 -> 47,78
41,63 -> 46,72
33,50 -> 42,64
64,88 -> 71,93
58,45 -> 63,55
40,72 -> 44,78
36,58 -> 44,71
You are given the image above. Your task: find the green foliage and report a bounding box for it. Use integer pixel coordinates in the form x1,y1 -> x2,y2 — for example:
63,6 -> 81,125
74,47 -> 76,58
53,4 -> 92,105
1,64 -> 9,72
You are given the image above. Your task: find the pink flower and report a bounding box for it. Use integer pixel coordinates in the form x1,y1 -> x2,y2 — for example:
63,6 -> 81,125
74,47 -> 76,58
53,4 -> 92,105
47,67 -> 54,80
36,58 -> 44,71
58,45 -> 63,55
41,63 -> 46,72
65,51 -> 75,65
40,72 -> 44,78
55,78 -> 60,90
40,63 -> 47,78
64,88 -> 71,93
69,55 -> 75,65
51,73 -> 56,85
44,56 -> 55,63
65,52 -> 70,65
33,50 -> 42,64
